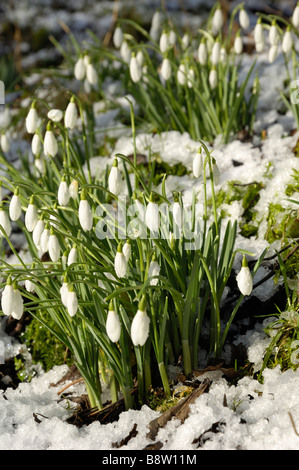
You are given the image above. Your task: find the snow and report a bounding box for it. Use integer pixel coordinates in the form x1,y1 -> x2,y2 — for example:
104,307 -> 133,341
2,0 -> 299,452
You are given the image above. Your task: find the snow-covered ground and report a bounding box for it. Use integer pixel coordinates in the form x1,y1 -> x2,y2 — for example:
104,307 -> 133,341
1,0 -> 299,452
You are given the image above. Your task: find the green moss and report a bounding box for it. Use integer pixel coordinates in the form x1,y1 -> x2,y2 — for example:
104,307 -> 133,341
17,311 -> 73,378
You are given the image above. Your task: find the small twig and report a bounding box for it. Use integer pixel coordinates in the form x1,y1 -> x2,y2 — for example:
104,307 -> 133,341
57,377 -> 84,395
289,411 -> 299,436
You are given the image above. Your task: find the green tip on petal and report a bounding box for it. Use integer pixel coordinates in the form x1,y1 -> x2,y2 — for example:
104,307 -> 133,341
112,158 -> 118,168
80,189 -> 87,200
46,121 -> 51,131
6,276 -> 12,286
242,255 -> 248,268
109,300 -> 114,311
117,242 -> 123,253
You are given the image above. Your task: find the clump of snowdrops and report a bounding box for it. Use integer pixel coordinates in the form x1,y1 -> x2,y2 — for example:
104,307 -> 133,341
0,94 -> 267,410
65,1 -> 259,144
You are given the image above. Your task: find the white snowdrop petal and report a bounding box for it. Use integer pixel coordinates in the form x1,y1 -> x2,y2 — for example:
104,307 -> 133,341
129,56 -> 142,83
47,109 -> 63,122
114,251 -> 127,278
32,219 -> 45,248
160,58 -> 172,81
74,57 -> 86,80
236,266 -> 253,296
108,165 -> 122,195
48,234 -> 61,262
79,199 -> 93,231
113,27 -> 123,49
58,181 -> 70,206
148,260 -> 160,286
26,107 -> 38,134
67,290 -> 78,317
25,204 -> 38,232
64,101 -> 78,129
239,9 -> 250,30
67,247 -> 77,266
106,310 -> 121,342
44,130 -> 58,157
146,202 -> 160,233
9,195 -> 22,221
131,309 -> 150,346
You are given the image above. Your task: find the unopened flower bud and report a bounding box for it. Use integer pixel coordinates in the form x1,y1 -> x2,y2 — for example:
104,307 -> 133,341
106,301 -> 121,342
47,109 -> 63,122
78,190 -> 93,231
44,123 -> 58,158
74,55 -> 86,81
108,158 -> 122,196
25,197 -> 38,232
236,255 -> 253,296
64,97 -> 78,129
114,243 -> 127,278
131,296 -> 150,346
9,188 -> 22,221
26,103 -> 38,134
0,208 -> 11,237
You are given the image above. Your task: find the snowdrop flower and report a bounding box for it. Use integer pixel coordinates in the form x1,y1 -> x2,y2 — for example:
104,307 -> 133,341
86,61 -> 98,85
32,218 -> 45,248
159,30 -> 169,53
268,44 -> 278,63
69,179 -> 79,199
120,41 -> 131,63
269,21 -> 279,46
24,278 -> 35,293
160,57 -> 172,81
25,102 -> 38,134
25,197 -> 38,232
40,223 -> 50,254
146,195 -> 160,233
220,47 -> 227,63
106,301 -> 121,343
148,259 -> 160,286
78,190 -> 93,231
113,26 -> 123,49
136,50 -> 144,67
193,151 -> 203,178
60,280 -> 69,307
173,200 -> 183,228
114,243 -> 127,278
64,97 -> 78,129
1,279 -> 23,320
9,188 -> 22,222
254,20 -> 265,52
44,123 -> 58,158
122,240 -> 131,262
67,287 -> 78,317
1,133 -> 10,153
67,245 -> 77,266
236,255 -> 253,296
182,32 -> 190,49
212,159 -> 220,186
48,227 -> 61,262
211,7 -> 223,36
239,8 -> 250,30
74,55 -> 86,81
187,68 -> 195,88
177,63 -> 187,86
209,68 -> 218,89
211,40 -> 221,65
58,178 -> 70,206
47,109 -> 63,122
234,33 -> 243,55
131,297 -> 150,347
168,30 -> 176,46
292,3 -> 299,28
129,53 -> 142,84
31,133 -> 42,156
108,158 -> 122,196
198,41 -> 208,65
282,28 -> 293,54
0,208 -> 11,237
